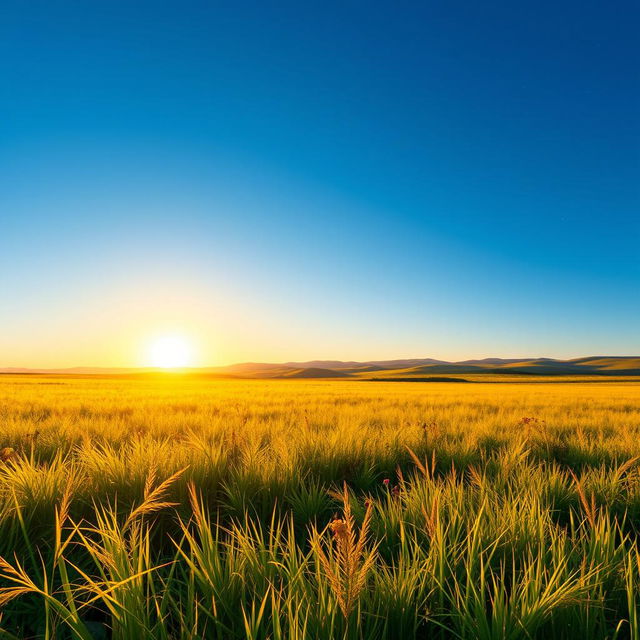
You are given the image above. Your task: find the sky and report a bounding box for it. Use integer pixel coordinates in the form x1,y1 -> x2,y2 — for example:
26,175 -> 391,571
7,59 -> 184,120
1,0 -> 638,367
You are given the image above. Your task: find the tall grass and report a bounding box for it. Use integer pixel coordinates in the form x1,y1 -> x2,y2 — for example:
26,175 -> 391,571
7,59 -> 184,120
0,375 -> 638,638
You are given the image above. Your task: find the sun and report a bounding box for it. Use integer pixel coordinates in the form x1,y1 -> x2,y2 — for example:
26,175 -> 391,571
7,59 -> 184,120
146,334 -> 194,369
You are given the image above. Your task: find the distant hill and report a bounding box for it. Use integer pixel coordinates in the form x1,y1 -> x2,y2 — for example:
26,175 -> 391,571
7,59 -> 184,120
210,356 -> 640,378
2,357 -> 639,378
283,367 -> 352,378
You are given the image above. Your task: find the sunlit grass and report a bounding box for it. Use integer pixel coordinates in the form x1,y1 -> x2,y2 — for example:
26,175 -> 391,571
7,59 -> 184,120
0,375 -> 639,638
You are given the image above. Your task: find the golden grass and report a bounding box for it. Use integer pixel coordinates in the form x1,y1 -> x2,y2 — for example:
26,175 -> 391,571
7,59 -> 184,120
0,374 -> 638,638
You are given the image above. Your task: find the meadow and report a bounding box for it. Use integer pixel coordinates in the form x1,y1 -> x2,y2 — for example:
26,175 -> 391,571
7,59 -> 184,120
0,375 -> 640,639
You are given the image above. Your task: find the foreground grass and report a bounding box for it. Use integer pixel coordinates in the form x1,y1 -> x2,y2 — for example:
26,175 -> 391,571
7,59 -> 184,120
0,376 -> 639,638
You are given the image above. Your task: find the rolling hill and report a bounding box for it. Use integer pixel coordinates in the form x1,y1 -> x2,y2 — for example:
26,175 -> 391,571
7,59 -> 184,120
211,357 -> 640,378
3,357 -> 639,378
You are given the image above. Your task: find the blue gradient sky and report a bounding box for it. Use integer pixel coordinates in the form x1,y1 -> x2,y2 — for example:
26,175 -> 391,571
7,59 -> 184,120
1,0 -> 638,366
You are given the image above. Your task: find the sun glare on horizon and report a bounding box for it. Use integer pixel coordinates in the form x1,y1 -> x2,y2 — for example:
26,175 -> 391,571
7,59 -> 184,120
146,334 -> 195,369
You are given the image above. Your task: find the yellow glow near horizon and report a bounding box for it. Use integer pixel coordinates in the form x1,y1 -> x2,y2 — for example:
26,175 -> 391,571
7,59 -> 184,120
146,334 -> 195,369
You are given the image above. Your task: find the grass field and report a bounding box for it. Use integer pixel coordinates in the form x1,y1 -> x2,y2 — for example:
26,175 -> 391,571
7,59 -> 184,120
1,375 -> 640,639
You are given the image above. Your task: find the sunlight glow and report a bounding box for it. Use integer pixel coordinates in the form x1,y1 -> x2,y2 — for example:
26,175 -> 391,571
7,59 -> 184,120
146,334 -> 194,369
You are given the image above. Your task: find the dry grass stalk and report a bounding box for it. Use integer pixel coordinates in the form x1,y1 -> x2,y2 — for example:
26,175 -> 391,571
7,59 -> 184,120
612,455 -> 640,485
467,465 -> 483,489
422,491 -> 440,539
314,483 -> 378,620
406,446 -> 436,480
123,466 -> 188,530
569,469 -> 597,528
0,556 -> 38,606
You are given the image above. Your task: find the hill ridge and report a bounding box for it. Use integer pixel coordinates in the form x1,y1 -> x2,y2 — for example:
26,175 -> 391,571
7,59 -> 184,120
2,356 -> 639,378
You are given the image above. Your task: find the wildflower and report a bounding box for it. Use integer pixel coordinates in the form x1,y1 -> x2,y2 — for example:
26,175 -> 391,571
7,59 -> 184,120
382,478 -> 390,487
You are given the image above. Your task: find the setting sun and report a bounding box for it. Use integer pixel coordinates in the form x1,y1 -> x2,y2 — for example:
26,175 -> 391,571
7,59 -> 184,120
146,334 -> 194,369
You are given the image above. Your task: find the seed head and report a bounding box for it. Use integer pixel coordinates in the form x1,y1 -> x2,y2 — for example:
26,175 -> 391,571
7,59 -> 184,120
329,518 -> 348,540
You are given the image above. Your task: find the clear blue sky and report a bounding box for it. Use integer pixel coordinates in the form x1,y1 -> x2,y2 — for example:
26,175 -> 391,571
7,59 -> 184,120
1,0 -> 638,366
